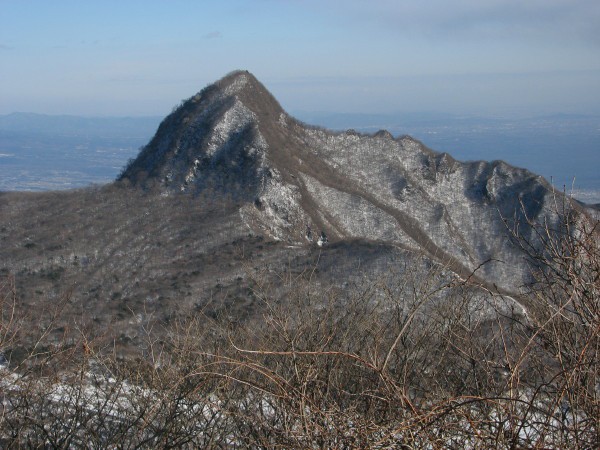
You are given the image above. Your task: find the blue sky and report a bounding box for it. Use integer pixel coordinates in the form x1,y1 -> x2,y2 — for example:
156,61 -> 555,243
1,0 -> 599,117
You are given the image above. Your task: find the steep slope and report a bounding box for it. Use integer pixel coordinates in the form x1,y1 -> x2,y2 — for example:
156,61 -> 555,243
120,70 -> 565,293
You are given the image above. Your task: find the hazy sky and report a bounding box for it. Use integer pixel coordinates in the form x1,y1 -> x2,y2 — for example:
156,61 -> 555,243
1,0 -> 599,117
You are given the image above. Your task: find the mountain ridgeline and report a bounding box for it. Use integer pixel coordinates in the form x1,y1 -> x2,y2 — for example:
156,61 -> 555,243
120,70 -> 564,294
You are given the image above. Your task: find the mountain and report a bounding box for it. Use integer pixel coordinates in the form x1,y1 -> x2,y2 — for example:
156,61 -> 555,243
1,70 -> 591,357
120,70 -> 567,294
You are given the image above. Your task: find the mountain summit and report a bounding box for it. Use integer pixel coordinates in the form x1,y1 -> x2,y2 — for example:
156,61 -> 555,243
120,70 -> 568,294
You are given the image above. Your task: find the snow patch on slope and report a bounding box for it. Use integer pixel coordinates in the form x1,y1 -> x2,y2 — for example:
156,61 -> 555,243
206,99 -> 257,158
240,168 -> 310,242
300,173 -> 419,249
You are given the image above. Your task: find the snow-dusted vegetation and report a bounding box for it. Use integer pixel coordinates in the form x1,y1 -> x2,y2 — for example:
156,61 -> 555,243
1,201 -> 598,447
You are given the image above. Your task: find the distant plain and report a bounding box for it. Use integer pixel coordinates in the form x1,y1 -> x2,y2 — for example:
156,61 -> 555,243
1,112 -> 598,203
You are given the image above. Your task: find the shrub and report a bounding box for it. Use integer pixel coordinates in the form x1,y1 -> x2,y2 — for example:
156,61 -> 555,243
0,197 -> 597,448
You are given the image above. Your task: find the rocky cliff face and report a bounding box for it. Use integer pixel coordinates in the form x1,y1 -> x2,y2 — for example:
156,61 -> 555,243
120,70 -> 567,294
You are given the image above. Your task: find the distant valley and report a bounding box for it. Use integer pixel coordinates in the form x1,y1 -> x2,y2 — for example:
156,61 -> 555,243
1,110 -> 599,204
0,113 -> 162,191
